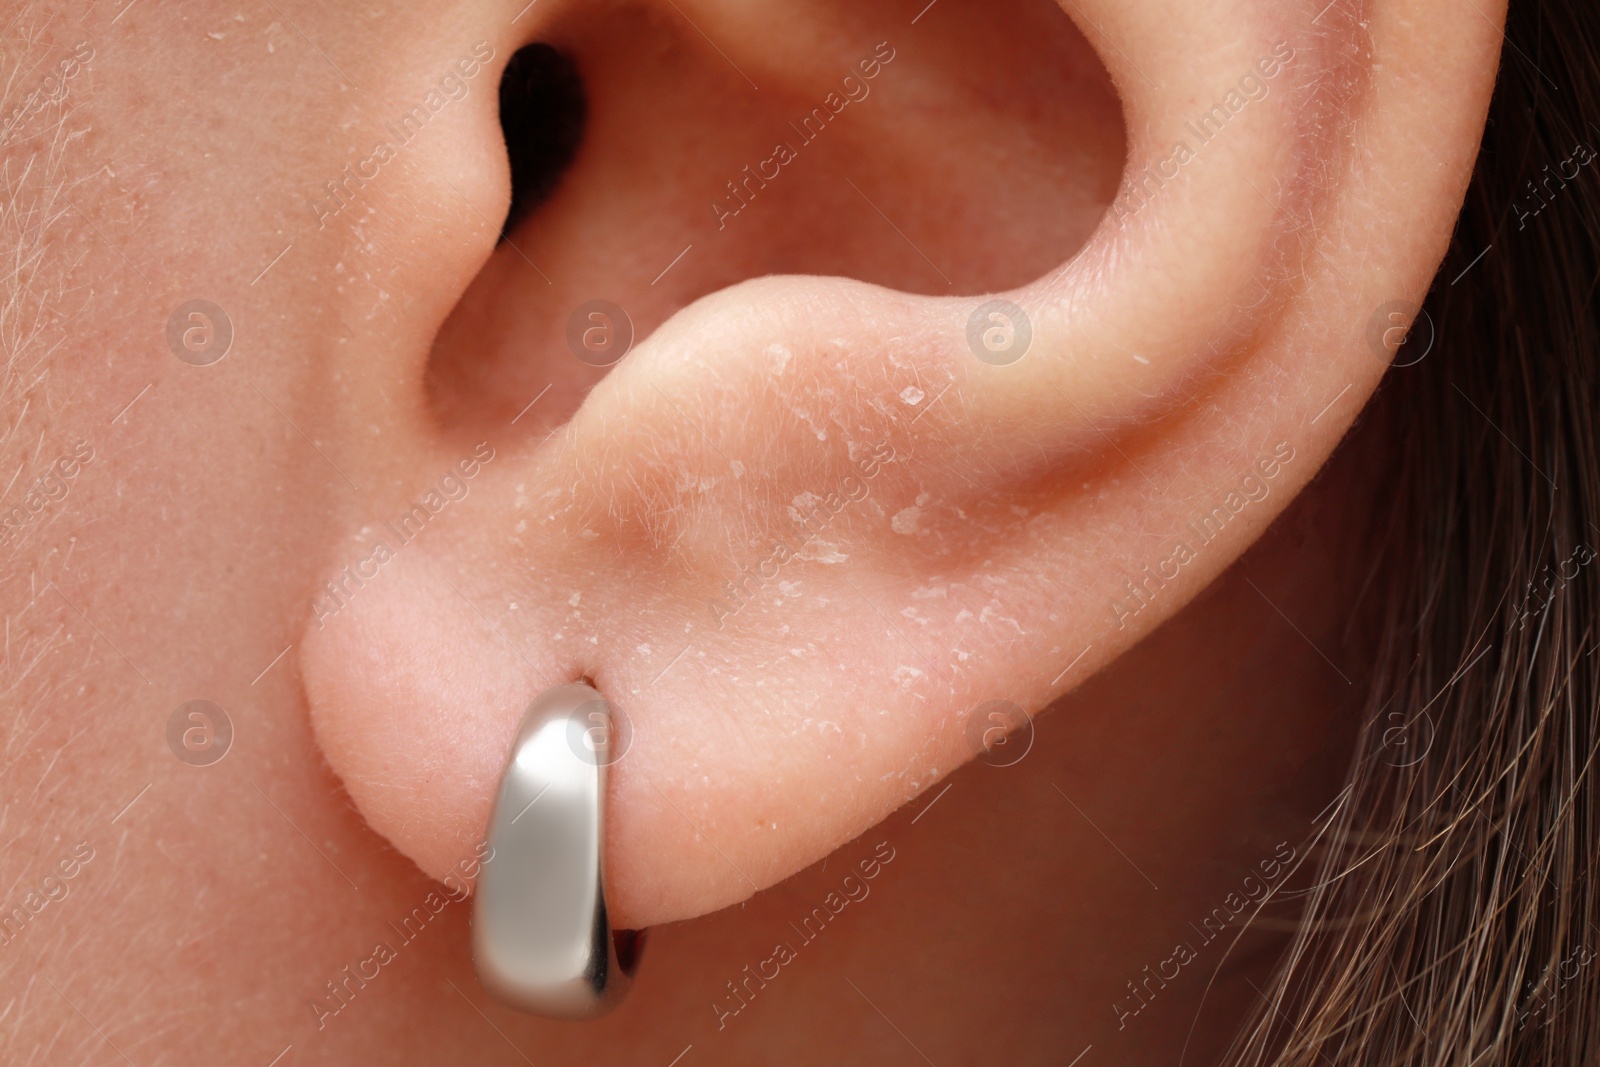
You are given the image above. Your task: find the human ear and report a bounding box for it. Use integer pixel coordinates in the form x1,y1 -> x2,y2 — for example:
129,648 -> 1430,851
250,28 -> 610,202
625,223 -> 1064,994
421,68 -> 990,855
298,0 -> 1505,930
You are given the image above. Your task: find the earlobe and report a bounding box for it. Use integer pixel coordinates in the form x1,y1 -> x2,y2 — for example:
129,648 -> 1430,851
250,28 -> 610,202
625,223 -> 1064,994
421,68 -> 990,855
299,0 -> 1504,929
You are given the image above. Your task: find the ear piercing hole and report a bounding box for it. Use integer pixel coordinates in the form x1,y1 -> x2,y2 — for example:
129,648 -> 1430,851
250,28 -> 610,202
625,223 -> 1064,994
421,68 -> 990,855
613,928 -> 646,977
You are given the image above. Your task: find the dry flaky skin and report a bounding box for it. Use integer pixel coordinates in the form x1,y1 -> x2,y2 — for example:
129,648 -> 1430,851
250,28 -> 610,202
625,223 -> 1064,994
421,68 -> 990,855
0,0 -> 1514,1064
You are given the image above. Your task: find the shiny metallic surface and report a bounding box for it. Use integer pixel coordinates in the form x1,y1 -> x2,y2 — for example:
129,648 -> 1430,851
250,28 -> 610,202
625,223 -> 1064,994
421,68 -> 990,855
472,682 -> 639,1018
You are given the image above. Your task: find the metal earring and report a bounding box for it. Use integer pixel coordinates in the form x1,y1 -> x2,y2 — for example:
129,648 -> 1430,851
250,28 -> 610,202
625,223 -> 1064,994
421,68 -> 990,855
472,682 -> 644,1018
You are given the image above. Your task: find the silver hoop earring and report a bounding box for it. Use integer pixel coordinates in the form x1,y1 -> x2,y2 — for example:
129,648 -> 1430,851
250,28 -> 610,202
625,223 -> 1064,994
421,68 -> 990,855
472,682 -> 644,1018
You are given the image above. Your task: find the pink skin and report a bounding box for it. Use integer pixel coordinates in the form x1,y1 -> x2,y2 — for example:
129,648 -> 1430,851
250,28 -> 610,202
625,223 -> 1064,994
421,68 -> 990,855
0,0 -> 1501,1062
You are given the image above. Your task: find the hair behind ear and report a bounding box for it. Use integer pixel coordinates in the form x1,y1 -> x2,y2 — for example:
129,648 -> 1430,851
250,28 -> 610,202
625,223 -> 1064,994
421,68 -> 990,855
1227,2 -> 1600,1063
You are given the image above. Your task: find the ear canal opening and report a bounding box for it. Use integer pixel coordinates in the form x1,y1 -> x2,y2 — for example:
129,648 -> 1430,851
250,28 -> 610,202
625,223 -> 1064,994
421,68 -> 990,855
497,43 -> 587,237
426,0 -> 1124,433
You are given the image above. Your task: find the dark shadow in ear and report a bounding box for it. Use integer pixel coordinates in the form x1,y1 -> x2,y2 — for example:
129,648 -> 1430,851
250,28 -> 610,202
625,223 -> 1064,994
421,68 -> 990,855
498,43 -> 587,238
612,928 -> 646,976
